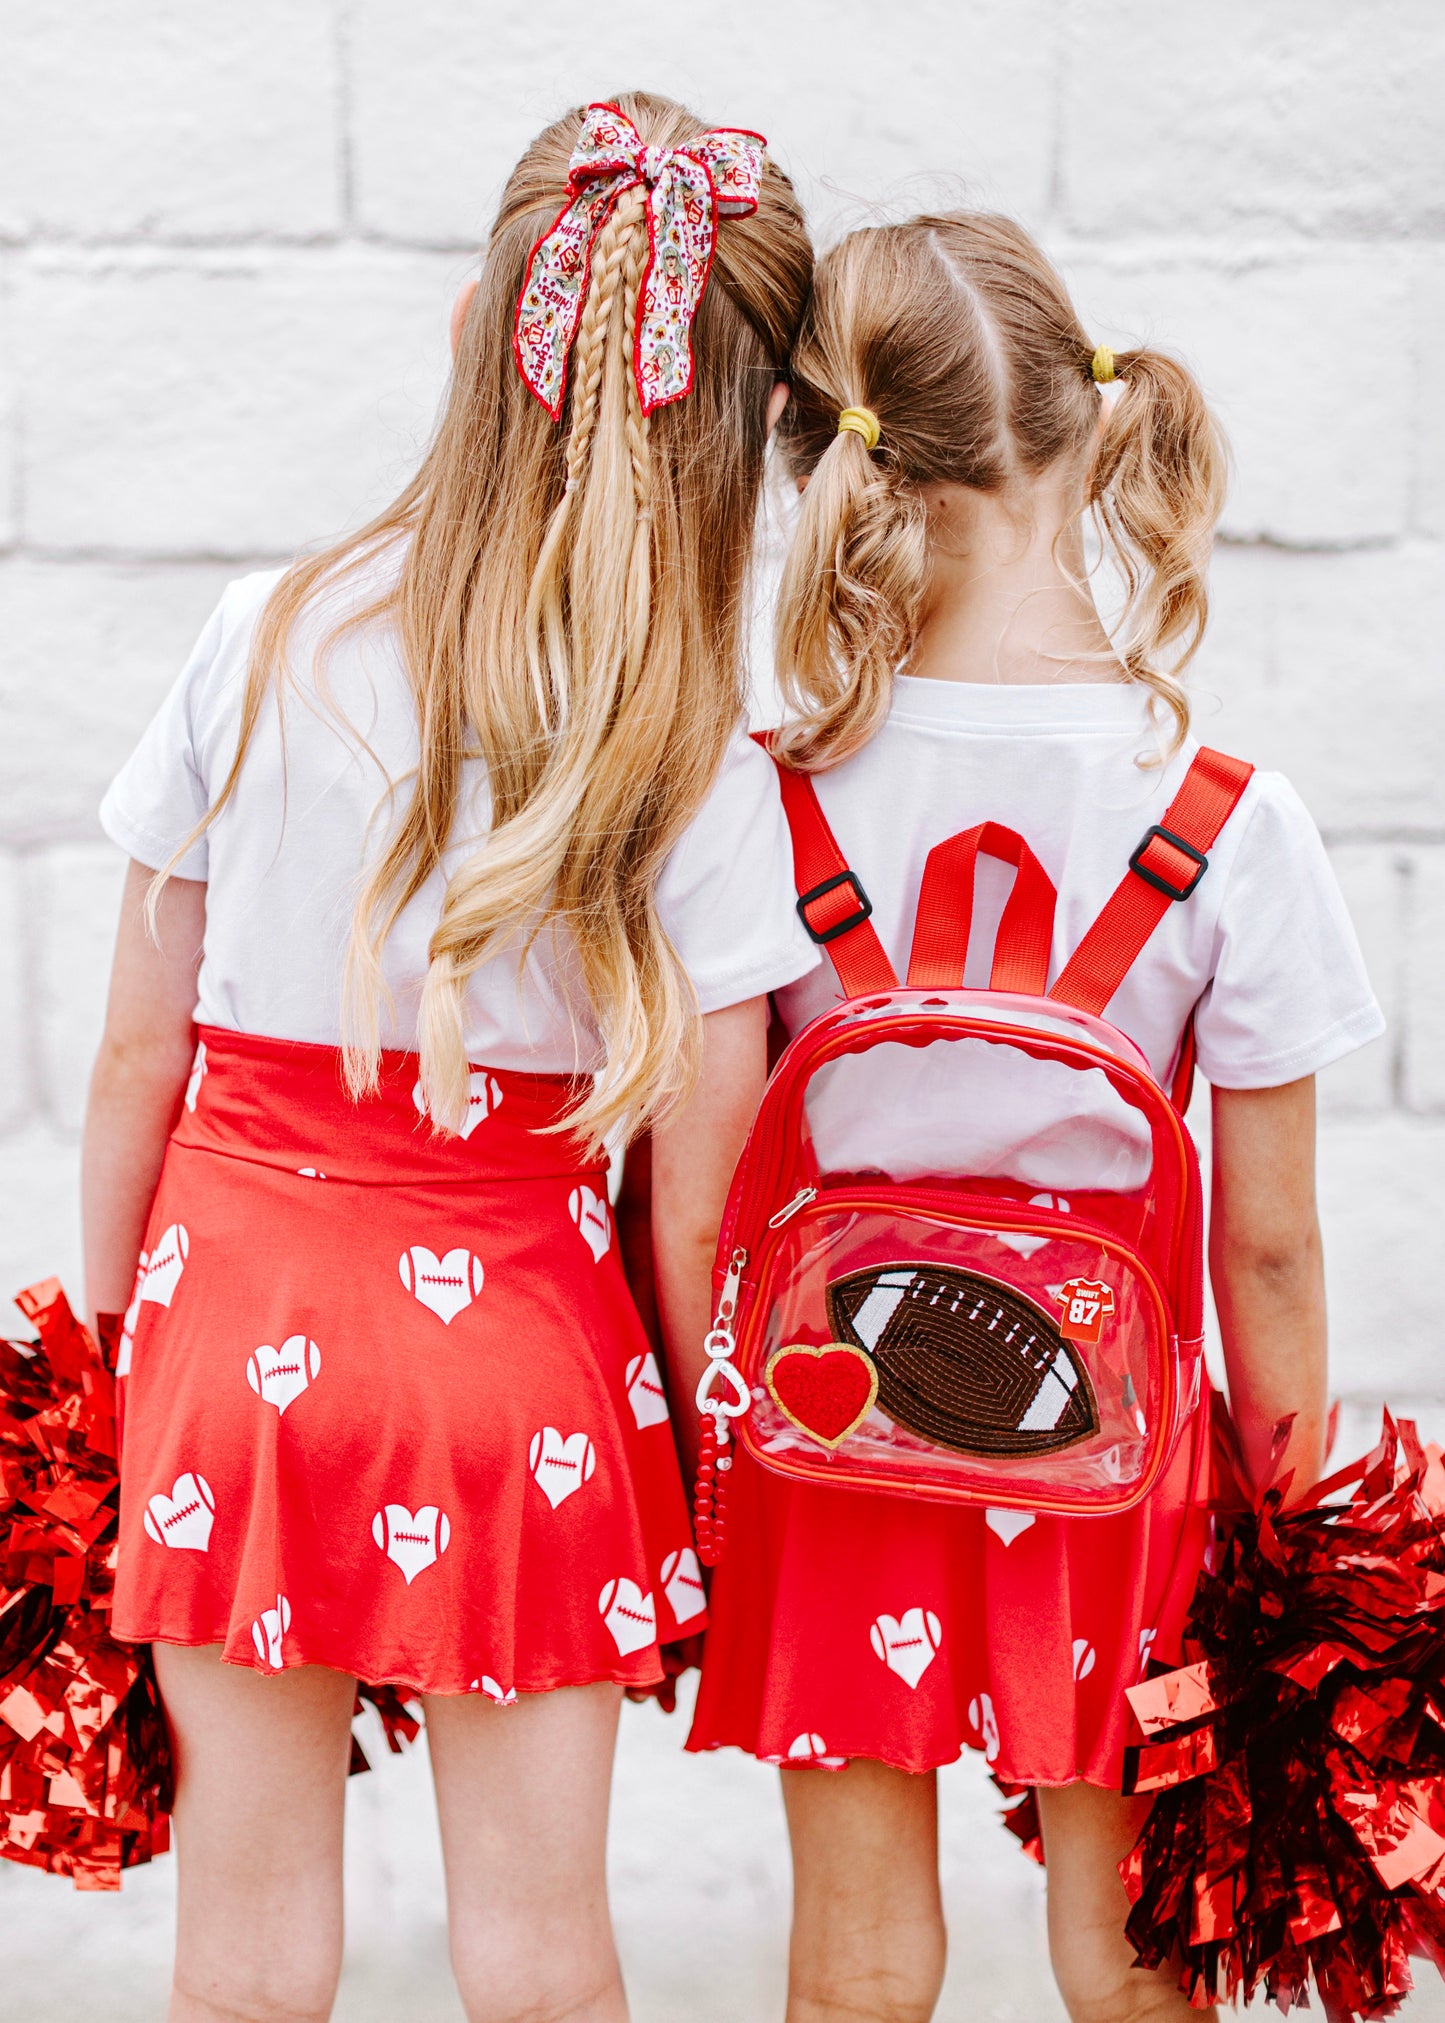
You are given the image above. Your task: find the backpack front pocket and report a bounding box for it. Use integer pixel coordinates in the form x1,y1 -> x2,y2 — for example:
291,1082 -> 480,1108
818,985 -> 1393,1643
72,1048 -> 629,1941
738,1193 -> 1174,1516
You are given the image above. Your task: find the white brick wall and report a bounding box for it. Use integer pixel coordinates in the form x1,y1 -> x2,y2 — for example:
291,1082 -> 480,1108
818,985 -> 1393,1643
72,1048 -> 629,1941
1,4 -> 1442,2015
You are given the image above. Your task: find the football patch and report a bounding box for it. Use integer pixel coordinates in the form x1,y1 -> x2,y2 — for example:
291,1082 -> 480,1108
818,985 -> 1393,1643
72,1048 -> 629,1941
826,1264 -> 1099,1458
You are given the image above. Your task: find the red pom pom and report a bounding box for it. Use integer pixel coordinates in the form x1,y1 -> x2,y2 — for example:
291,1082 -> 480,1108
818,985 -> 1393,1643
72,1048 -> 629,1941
1,1280 -> 426,1887
1120,1402 -> 1445,2018
0,1282 -> 169,1888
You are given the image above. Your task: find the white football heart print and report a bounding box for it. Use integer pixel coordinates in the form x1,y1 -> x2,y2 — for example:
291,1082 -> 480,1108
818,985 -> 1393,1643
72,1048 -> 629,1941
625,1351 -> 670,1430
251,1594 -> 292,1669
116,1255 -> 146,1378
995,1192 -> 1072,1258
568,1184 -> 612,1263
787,1732 -> 846,1767
984,1508 -> 1036,1547
246,1336 -> 321,1415
1072,1638 -> 1097,1681
528,1428 -> 597,1509
184,1040 -> 207,1113
968,1691 -> 1001,1762
144,1472 -> 215,1552
598,1577 -> 657,1656
660,1546 -> 706,1625
139,1225 -> 189,1308
869,1608 -> 942,1690
474,1676 -> 517,1706
372,1503 -> 451,1585
412,1069 -> 504,1139
399,1246 -> 484,1325
993,1230 -> 1048,1260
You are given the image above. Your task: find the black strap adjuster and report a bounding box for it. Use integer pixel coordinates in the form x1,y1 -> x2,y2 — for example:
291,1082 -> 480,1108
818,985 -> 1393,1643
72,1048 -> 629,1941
1129,825 -> 1209,902
797,870 -> 874,945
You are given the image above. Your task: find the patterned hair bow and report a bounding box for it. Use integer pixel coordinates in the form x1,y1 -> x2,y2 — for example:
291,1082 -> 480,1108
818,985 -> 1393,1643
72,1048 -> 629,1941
514,102 -> 766,421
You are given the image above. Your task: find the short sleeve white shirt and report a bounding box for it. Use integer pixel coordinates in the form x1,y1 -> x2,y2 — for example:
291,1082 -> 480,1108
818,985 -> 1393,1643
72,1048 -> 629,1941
100,564 -> 820,1071
775,677 -> 1383,1188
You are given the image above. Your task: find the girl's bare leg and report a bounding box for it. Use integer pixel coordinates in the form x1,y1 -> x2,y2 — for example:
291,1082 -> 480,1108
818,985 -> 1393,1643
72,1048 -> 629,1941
154,1645 -> 357,2023
1035,1782 -> 1216,2023
782,1759 -> 946,2023
424,1681 -> 628,2023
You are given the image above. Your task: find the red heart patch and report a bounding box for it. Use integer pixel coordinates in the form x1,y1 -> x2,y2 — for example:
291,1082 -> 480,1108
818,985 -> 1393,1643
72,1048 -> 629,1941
764,1343 -> 879,1450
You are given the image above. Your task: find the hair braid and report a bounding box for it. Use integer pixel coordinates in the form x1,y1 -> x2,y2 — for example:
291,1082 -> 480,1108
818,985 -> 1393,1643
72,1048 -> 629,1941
617,213 -> 655,697
565,187 -> 647,490
522,189 -> 649,730
149,92 -> 813,1149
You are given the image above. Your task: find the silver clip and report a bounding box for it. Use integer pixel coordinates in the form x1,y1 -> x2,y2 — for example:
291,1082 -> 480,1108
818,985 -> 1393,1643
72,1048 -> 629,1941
768,1187 -> 818,1229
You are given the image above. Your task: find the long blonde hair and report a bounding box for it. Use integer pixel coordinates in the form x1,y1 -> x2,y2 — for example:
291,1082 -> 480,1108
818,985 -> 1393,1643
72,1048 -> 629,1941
153,93 -> 811,1144
774,212 -> 1226,770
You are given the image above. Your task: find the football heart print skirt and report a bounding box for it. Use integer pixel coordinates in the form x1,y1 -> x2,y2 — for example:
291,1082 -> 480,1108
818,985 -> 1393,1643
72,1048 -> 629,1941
687,1403 -> 1211,1786
112,1026 -> 704,1697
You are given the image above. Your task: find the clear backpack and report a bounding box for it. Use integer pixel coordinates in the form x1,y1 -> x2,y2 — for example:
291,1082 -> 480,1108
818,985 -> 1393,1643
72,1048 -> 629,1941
692,743 -> 1254,1563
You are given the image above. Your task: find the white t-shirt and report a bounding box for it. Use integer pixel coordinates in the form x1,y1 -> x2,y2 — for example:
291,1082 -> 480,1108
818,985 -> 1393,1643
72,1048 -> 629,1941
101,564 -> 820,1071
776,677 -> 1383,1188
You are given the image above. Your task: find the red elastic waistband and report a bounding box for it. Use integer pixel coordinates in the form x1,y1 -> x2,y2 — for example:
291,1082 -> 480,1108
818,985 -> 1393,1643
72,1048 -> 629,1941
170,1026 -> 599,1185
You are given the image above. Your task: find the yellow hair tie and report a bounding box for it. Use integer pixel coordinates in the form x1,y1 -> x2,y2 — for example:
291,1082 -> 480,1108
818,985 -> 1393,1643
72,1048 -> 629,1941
836,405 -> 881,451
1090,346 -> 1116,385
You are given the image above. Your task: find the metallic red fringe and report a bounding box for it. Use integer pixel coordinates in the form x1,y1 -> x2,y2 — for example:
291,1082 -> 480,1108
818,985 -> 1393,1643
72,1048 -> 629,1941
1119,1401 -> 1445,2018
2,1280 -> 420,1890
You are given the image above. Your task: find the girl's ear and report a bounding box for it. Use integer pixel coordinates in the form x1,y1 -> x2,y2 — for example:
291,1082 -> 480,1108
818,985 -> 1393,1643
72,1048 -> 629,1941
449,278 -> 481,360
766,381 -> 789,437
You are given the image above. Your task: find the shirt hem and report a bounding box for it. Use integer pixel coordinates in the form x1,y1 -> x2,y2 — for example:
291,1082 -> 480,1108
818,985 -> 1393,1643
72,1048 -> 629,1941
98,794 -> 208,881
1197,1001 -> 1386,1090
691,943 -> 822,1015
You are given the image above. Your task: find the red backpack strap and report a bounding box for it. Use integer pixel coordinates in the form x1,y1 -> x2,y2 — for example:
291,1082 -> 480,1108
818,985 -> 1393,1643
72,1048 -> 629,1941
1168,1011 -> 1199,1115
907,823 -> 1057,994
764,743 -> 900,998
1048,748 -> 1255,1019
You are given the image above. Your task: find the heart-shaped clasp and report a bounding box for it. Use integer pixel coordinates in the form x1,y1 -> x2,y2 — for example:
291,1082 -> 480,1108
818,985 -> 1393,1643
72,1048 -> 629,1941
695,1354 -> 750,1417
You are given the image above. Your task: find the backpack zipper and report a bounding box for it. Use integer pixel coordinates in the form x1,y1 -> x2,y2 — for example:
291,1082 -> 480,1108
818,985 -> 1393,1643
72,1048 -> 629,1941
768,1186 -> 818,1228
728,1186 -> 1178,1517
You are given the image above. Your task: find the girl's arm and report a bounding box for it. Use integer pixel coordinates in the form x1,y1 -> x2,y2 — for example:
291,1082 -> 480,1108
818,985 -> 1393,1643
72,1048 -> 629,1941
81,860 -> 206,1330
650,995 -> 770,1477
1209,1075 -> 1327,1502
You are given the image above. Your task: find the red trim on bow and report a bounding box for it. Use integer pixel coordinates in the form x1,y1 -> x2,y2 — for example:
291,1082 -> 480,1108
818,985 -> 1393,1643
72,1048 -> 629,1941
513,102 -> 765,422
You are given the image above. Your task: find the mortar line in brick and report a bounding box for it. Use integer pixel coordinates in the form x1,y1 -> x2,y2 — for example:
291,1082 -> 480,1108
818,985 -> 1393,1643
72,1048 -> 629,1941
0,256 -> 20,547
5,229 -> 351,256
14,543 -> 298,568
1043,0 -> 1068,227
334,0 -> 357,233
2,829 -> 109,853
1320,829 -> 1445,849
1214,530 -> 1402,557
1405,247 -> 1427,538
2,228 -> 485,258
1391,852 -> 1412,1109
12,852 -> 46,1127
9,225 -> 1436,262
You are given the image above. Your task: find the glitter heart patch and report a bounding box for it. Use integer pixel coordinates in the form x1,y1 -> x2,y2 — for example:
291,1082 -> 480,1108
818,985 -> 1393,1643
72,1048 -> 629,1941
763,1342 -> 879,1450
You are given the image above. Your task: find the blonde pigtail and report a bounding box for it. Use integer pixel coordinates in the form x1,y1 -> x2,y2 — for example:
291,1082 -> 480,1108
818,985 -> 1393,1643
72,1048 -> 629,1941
1087,347 -> 1228,751
776,213 -> 1229,773
774,428 -> 928,772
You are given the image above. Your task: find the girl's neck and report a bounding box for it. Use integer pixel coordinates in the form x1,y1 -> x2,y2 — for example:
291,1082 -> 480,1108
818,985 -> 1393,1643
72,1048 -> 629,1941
903,472 -> 1125,688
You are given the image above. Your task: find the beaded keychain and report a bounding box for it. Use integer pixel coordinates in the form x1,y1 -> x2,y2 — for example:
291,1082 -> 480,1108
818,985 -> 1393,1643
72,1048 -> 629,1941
692,1410 -> 730,1565
692,1247 -> 749,1566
